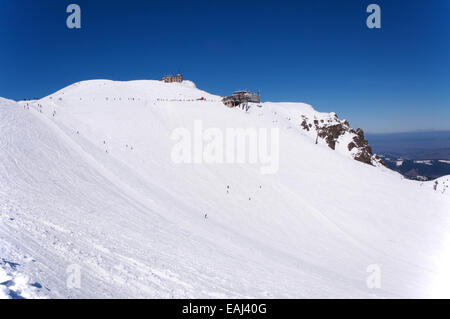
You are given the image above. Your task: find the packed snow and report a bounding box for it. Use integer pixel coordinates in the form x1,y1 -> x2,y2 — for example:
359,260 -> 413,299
0,257 -> 44,299
426,176 -> 450,195
0,80 -> 449,298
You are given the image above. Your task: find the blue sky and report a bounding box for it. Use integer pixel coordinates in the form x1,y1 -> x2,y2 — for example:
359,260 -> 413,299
0,0 -> 449,133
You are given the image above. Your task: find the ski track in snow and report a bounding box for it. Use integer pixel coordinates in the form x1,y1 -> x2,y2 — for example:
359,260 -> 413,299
0,81 -> 449,298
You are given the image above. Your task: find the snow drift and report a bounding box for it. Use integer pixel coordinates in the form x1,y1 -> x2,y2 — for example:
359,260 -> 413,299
0,80 -> 449,298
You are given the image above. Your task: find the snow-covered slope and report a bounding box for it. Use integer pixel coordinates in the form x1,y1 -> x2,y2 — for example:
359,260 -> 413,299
426,176 -> 450,195
1,80 -> 449,298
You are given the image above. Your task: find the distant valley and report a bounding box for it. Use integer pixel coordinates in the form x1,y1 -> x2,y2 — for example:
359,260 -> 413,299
367,131 -> 450,180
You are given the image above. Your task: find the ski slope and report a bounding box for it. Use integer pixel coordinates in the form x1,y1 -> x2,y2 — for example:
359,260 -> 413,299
0,81 -> 449,298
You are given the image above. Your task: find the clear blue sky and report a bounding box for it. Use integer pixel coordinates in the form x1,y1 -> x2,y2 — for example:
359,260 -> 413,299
1,0 -> 449,133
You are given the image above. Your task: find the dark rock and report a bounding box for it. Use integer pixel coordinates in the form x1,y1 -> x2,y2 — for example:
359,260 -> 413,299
301,120 -> 309,131
317,124 -> 347,150
348,142 -> 356,151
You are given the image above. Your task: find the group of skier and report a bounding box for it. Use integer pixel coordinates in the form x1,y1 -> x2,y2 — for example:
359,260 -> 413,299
204,184 -> 263,219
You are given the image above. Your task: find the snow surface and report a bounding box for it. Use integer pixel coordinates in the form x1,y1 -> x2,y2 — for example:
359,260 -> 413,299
426,176 -> 450,195
0,257 -> 44,299
1,80 -> 450,298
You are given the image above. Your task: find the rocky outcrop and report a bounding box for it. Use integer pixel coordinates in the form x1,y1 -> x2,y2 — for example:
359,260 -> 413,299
317,123 -> 347,150
299,113 -> 385,166
348,128 -> 375,165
